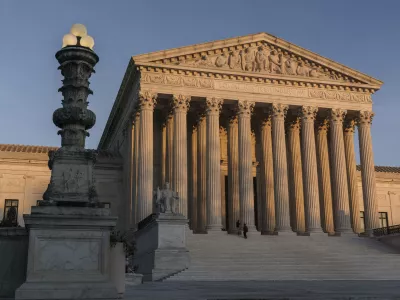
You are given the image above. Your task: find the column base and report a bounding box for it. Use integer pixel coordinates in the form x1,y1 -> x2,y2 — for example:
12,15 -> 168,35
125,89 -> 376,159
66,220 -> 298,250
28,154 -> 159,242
358,231 -> 375,238
276,231 -> 297,236
206,225 -> 222,232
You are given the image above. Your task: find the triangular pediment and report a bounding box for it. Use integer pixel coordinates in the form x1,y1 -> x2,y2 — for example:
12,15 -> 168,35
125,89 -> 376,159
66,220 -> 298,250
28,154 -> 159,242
133,33 -> 382,88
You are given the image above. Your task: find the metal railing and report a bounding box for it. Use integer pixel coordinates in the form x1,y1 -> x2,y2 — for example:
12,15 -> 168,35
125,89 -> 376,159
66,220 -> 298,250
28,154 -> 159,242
373,224 -> 400,237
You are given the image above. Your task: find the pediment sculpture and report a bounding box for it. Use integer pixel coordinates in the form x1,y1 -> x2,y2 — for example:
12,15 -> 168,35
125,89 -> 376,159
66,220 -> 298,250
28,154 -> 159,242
154,182 -> 179,214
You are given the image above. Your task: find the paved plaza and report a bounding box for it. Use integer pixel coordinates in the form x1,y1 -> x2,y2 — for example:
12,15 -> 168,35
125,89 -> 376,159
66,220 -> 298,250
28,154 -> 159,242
125,280 -> 400,300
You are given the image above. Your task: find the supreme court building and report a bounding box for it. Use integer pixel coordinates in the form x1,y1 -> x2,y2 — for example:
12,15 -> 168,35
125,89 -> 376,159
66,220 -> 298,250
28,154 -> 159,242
2,33 -> 398,236
97,32 -> 383,236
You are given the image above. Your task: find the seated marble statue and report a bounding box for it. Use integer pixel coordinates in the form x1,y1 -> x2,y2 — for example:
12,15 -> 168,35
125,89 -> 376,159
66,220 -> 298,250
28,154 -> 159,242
154,182 -> 179,214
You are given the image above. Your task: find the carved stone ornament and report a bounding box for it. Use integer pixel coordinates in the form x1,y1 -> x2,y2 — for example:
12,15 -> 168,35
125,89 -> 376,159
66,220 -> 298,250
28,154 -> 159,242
142,73 -> 373,104
344,119 -> 357,133
228,113 -> 238,126
172,94 -> 191,113
153,182 -> 179,214
219,126 -> 228,137
271,103 -> 289,118
357,110 -> 375,126
237,100 -> 255,116
138,90 -> 157,110
299,106 -> 318,121
330,108 -> 347,123
160,41 -> 361,84
206,97 -> 224,115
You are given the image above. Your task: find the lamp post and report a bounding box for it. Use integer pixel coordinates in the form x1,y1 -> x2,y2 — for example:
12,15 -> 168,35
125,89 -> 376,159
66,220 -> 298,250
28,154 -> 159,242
41,24 -> 100,207
15,25 -> 118,300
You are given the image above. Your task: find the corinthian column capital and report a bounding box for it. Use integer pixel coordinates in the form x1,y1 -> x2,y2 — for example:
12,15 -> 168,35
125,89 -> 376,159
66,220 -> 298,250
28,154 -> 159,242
271,103 -> 288,118
237,100 -> 255,117
260,110 -> 272,128
138,90 -> 157,111
299,106 -> 318,121
205,97 -> 224,115
315,118 -> 329,134
330,108 -> 347,123
172,94 -> 191,113
344,119 -> 357,134
286,115 -> 301,131
357,110 -> 375,127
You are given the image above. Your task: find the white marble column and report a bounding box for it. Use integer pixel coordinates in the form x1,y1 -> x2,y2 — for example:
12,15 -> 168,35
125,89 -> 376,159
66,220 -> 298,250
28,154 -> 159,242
197,114 -> 207,233
172,94 -> 191,217
286,115 -> 305,233
260,111 -> 276,234
191,126 -> 198,231
132,110 -> 140,227
161,122 -> 167,187
300,106 -> 323,233
137,91 -> 157,222
124,119 -> 134,228
271,103 -> 292,232
166,112 -> 174,186
330,108 -> 352,233
205,97 -> 223,231
315,118 -> 335,234
227,114 -> 240,233
344,119 -> 361,233
237,100 -> 256,231
358,110 -> 380,234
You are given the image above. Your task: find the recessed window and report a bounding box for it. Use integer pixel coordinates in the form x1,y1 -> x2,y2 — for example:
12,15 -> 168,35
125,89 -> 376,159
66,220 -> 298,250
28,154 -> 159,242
103,202 -> 111,209
360,211 -> 389,231
3,199 -> 19,224
379,212 -> 388,228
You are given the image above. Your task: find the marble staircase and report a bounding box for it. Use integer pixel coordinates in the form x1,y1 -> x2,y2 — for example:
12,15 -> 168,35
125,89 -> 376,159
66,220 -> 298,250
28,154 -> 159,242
165,231 -> 400,281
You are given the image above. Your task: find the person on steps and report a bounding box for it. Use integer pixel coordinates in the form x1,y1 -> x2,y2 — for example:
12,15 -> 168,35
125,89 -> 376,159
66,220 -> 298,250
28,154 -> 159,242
243,223 -> 248,239
236,220 -> 241,236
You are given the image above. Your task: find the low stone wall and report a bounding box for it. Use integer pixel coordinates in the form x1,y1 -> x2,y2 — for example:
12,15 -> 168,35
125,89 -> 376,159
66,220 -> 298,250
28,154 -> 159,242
133,213 -> 190,281
0,228 -> 28,298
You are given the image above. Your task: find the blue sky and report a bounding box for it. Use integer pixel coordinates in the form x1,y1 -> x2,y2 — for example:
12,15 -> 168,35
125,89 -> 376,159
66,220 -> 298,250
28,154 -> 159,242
0,0 -> 399,166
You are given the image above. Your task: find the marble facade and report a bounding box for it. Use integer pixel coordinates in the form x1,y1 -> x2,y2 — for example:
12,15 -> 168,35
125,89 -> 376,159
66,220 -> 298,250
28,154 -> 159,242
96,33 -> 388,236
2,33 -> 400,236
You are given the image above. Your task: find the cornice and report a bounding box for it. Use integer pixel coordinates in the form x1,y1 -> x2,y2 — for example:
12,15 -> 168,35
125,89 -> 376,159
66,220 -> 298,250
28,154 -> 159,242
136,63 -> 378,93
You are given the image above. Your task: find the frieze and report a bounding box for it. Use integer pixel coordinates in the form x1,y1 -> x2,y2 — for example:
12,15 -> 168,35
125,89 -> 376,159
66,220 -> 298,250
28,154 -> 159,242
142,72 -> 372,104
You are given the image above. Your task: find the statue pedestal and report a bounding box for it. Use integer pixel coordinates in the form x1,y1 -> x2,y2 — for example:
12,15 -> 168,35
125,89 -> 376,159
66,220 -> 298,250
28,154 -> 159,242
133,213 -> 190,281
15,206 -> 118,300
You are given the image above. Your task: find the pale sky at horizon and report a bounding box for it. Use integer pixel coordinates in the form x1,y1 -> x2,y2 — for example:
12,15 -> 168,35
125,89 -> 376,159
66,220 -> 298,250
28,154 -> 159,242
0,0 -> 399,166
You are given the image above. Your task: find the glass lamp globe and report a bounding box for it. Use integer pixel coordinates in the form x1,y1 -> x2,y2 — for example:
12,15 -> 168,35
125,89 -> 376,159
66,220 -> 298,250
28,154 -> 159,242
70,24 -> 87,37
62,33 -> 78,48
80,35 -> 95,49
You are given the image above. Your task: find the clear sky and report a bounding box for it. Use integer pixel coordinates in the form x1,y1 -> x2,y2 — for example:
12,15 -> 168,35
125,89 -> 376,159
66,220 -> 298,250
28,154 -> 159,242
0,0 -> 399,166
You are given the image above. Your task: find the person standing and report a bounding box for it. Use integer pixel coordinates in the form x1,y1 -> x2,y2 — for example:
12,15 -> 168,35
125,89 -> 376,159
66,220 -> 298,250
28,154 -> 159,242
236,220 -> 241,236
243,223 -> 249,239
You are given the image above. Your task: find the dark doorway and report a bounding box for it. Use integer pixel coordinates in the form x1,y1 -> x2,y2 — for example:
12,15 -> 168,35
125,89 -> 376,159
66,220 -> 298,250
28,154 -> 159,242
253,177 -> 258,230
225,175 -> 229,231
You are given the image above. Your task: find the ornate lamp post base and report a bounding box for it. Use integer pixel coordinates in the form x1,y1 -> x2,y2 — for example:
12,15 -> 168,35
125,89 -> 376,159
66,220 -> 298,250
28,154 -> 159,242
15,25 -> 119,300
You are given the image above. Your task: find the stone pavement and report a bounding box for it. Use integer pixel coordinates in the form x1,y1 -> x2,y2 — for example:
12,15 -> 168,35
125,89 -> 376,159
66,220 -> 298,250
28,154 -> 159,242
124,280 -> 400,300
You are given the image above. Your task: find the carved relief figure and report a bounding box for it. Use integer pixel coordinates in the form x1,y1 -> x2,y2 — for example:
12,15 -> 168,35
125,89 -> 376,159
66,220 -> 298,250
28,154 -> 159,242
255,46 -> 268,72
268,50 -> 282,74
241,47 -> 256,71
284,55 -> 297,75
215,53 -> 227,67
63,168 -> 84,193
296,61 -> 310,77
228,51 -> 241,69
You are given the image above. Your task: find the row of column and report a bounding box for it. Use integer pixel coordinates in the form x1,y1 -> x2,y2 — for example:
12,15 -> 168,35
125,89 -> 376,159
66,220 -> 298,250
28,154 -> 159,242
131,90 -> 380,235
